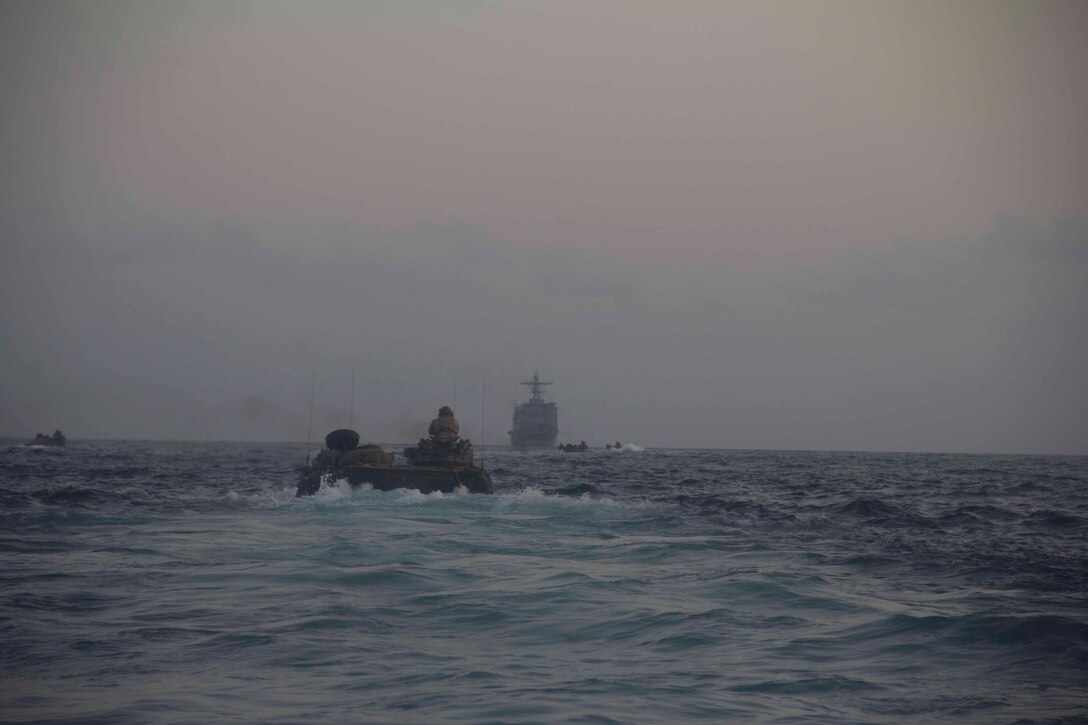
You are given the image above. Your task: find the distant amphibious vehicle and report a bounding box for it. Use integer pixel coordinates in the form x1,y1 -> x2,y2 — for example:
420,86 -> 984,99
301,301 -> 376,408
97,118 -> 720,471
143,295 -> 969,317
28,430 -> 66,447
297,412 -> 493,497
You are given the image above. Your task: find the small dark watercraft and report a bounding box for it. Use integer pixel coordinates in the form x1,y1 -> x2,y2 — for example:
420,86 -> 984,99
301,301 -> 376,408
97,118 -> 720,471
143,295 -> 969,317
28,430 -> 66,447
297,425 -> 493,497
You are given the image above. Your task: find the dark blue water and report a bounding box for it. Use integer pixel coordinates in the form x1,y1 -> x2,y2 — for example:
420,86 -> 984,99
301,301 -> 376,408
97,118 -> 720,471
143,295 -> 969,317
2,441 -> 1085,724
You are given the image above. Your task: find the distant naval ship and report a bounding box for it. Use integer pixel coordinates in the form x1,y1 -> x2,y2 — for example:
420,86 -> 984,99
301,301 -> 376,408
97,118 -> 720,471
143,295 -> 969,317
509,371 -> 558,449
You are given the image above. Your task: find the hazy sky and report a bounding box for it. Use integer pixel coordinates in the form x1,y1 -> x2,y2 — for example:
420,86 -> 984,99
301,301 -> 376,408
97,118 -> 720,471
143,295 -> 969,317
2,0 -> 1085,454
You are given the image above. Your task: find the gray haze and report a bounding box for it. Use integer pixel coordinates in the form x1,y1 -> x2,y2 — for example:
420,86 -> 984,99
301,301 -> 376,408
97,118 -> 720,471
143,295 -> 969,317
2,1 -> 1086,454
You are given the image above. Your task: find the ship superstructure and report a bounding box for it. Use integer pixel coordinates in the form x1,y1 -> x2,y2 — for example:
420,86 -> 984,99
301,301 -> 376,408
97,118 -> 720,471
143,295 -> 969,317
509,371 -> 558,449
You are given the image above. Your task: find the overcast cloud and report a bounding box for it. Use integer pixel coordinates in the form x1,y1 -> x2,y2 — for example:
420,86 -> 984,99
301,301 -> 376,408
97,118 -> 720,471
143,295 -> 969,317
2,1 -> 1085,454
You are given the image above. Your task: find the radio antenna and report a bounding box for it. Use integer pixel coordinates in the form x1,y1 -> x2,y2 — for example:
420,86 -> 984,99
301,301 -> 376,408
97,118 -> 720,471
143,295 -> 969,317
305,371 -> 315,467
349,369 -> 355,429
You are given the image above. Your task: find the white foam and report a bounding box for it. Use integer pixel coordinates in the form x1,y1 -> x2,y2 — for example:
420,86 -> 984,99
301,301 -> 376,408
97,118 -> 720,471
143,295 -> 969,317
303,476 -> 353,501
492,485 -> 655,512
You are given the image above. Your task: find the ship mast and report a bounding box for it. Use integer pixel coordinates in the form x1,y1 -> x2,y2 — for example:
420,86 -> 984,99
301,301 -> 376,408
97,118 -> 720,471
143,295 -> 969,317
520,370 -> 552,402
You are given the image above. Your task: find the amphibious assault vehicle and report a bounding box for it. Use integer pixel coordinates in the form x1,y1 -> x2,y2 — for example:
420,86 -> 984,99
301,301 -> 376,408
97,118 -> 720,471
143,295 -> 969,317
296,428 -> 493,497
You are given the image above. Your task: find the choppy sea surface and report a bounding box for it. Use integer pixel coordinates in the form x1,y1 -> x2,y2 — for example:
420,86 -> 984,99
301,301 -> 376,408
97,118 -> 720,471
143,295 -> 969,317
1,440 -> 1085,724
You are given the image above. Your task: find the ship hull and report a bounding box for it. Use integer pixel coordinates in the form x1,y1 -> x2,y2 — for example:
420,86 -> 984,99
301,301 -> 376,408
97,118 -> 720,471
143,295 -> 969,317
509,402 -> 558,449
509,432 -> 558,449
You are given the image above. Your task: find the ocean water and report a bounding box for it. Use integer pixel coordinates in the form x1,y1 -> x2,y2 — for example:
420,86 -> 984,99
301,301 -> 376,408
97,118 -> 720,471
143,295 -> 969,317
1,440 -> 1085,724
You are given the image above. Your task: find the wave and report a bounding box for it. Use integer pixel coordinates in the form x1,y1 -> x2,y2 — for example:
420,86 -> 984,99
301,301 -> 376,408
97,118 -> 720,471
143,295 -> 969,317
834,497 -> 899,517
730,674 -> 883,694
847,612 -> 1088,654
30,485 -> 113,507
1024,510 -> 1085,528
545,483 -> 603,497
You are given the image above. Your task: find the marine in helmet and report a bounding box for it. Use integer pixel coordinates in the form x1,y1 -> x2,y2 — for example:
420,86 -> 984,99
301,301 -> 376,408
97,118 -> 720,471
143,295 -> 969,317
428,406 -> 461,444
404,406 -> 473,467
